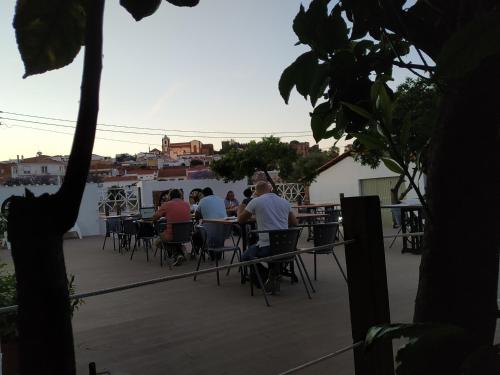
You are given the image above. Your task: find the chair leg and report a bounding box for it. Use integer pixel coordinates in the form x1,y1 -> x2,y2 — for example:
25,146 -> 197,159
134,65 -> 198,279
227,250 -> 237,276
331,252 -> 348,283
297,254 -> 315,293
215,256 -> 220,286
145,240 -> 150,262
130,244 -> 136,260
252,264 -> 270,307
102,235 -> 108,250
194,251 -> 203,281
314,252 -> 317,281
295,257 -> 312,299
389,227 -> 403,248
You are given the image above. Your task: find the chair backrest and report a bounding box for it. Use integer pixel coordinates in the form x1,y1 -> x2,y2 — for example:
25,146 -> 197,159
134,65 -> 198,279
268,228 -> 302,257
193,225 -> 208,250
140,207 -> 155,219
325,208 -> 341,223
122,219 -> 139,235
137,221 -> 155,238
170,221 -> 193,243
202,223 -> 229,248
106,217 -> 121,233
312,222 -> 338,249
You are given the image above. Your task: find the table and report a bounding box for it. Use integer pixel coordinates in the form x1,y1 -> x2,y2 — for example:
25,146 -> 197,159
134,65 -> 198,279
292,203 -> 340,209
295,213 -> 328,220
381,204 -> 425,253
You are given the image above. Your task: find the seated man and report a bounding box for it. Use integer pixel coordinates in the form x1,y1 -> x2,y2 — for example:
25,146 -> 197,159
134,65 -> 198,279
195,187 -> 227,259
154,189 -> 191,266
238,181 -> 297,293
195,187 -> 226,220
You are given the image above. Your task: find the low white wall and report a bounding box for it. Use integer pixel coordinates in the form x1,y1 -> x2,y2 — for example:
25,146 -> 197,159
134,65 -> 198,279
0,183 -> 101,237
309,156 -> 425,203
138,179 -> 248,207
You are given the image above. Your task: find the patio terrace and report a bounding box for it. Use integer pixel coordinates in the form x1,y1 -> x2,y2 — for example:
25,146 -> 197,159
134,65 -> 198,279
1,231 -> 421,375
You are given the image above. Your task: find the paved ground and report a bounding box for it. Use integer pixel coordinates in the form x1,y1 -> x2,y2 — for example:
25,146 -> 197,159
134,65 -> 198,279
1,230 -> 424,375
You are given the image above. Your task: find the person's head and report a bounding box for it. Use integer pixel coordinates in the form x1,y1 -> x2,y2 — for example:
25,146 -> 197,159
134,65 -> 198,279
202,187 -> 213,197
169,189 -> 182,200
226,190 -> 235,200
159,191 -> 169,204
254,181 -> 271,196
243,187 -> 252,198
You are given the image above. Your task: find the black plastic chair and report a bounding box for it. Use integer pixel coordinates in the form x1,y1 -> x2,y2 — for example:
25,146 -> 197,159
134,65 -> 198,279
325,208 -> 343,240
249,228 -> 312,307
193,224 -> 241,286
130,220 -> 155,262
120,219 -> 139,253
102,217 -> 121,251
309,222 -> 347,282
159,221 -> 193,267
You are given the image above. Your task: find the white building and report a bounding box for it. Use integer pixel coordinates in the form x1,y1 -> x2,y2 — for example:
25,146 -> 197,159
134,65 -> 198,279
309,152 -> 425,227
11,155 -> 66,182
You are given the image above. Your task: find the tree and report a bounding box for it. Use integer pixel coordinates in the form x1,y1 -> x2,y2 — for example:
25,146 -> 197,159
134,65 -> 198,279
287,151 -> 330,184
351,77 -> 438,203
7,1 -> 199,374
211,136 -> 297,191
279,0 -> 499,361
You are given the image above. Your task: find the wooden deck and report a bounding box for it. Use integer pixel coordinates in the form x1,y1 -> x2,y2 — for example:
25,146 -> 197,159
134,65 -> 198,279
1,231 -> 422,375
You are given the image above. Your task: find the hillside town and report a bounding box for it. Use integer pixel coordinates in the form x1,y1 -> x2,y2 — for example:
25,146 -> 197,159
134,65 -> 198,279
0,135 -> 315,187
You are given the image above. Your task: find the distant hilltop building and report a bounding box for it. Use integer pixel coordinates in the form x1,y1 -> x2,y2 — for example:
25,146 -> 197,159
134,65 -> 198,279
162,136 -> 214,159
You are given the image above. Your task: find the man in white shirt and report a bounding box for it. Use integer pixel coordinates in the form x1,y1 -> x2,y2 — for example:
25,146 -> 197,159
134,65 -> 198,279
238,181 -> 297,292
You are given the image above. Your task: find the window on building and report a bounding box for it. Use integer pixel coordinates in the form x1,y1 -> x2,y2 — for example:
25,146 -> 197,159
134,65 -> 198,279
41,166 -> 48,174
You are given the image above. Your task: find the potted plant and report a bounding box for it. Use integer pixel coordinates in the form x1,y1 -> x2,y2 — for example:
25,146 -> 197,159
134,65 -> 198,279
0,264 -> 83,374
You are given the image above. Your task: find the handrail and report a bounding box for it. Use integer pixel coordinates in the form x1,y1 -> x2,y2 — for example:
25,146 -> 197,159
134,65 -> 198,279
0,239 -> 356,315
276,341 -> 363,375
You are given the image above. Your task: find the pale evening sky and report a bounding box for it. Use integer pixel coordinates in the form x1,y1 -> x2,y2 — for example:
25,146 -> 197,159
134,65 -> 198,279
0,1 -> 415,161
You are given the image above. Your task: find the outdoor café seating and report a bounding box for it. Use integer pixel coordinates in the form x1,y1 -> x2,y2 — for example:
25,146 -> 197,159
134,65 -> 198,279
307,222 -> 347,282
248,227 -> 313,307
157,221 -> 193,268
193,224 -> 241,286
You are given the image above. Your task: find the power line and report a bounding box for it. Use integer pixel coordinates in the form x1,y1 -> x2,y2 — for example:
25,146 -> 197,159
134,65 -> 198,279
2,123 -> 161,146
0,117 -> 313,140
0,110 -> 312,136
2,118 -> 312,140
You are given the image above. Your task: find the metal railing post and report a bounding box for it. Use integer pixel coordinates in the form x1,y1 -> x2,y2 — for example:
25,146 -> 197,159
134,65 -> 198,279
341,196 -> 394,375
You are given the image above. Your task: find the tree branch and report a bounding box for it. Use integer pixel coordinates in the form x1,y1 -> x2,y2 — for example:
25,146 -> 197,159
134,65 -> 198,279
56,0 -> 105,231
393,60 -> 436,72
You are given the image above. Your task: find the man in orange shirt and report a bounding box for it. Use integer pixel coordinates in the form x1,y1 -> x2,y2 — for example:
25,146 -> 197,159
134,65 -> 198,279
154,189 -> 191,265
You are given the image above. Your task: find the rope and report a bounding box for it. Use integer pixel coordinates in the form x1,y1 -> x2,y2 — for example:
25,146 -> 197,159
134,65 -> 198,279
276,341 -> 363,375
383,232 -> 424,239
0,239 -> 355,315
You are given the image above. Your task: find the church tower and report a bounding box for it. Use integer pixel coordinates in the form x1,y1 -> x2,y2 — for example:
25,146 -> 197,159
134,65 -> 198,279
162,135 -> 170,156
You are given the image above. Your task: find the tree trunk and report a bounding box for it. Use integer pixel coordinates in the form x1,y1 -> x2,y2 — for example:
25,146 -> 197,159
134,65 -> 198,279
6,1 -> 104,374
263,170 -> 279,195
414,56 -> 500,349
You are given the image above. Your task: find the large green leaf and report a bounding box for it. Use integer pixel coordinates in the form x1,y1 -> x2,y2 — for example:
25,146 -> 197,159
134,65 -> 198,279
310,101 -> 335,142
14,0 -> 87,78
354,133 -> 386,151
292,0 -> 329,46
316,6 -> 349,53
278,51 -> 318,104
309,63 -> 330,106
340,101 -> 373,120
120,0 -> 161,21
370,80 -> 393,128
165,0 -> 199,6
381,157 -> 404,175
437,10 -> 500,80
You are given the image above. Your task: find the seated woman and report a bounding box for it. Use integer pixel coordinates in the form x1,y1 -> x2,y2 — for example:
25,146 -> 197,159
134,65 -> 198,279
224,190 -> 239,216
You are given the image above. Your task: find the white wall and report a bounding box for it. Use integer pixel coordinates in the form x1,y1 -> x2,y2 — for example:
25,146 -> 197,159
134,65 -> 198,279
309,156 -> 425,203
138,179 -> 248,207
0,183 -> 100,237
12,163 -> 65,178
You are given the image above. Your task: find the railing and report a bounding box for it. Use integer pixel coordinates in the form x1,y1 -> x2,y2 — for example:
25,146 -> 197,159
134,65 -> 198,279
97,186 -> 139,214
250,182 -> 306,202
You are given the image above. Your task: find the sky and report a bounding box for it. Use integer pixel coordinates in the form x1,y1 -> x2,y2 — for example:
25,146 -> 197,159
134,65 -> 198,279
0,0 -> 416,161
